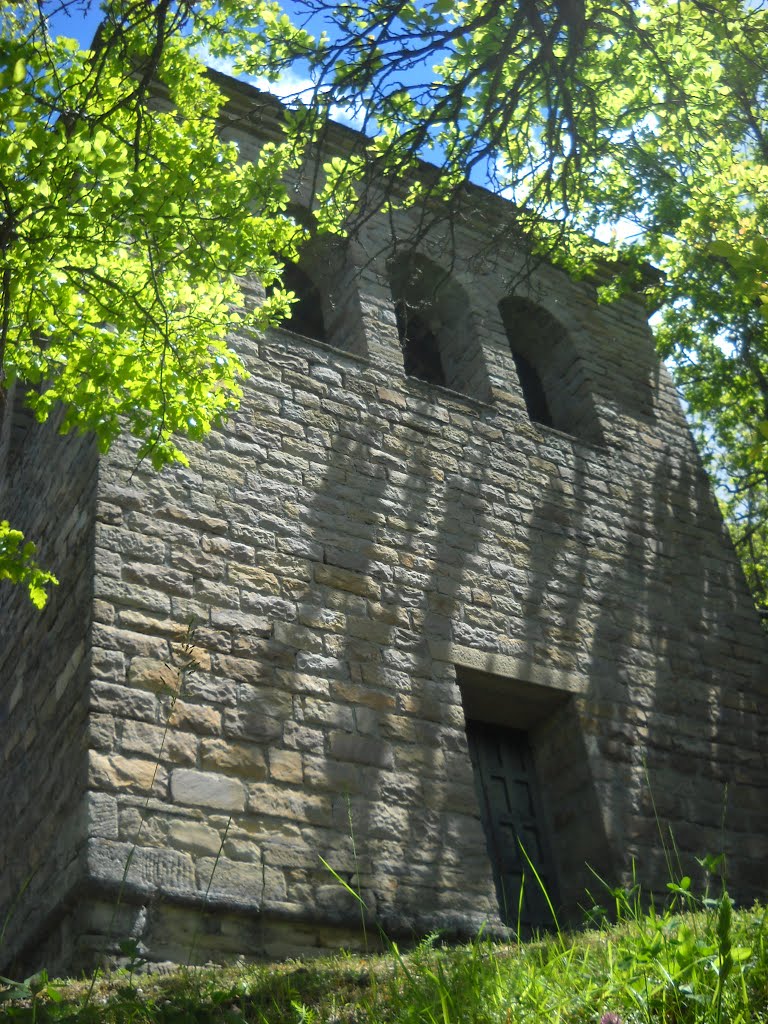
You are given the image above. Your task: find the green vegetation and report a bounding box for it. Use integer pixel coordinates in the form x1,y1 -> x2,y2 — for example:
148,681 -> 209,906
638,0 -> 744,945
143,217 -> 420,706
1,889 -> 767,1023
2,1 -> 768,615
233,0 -> 768,617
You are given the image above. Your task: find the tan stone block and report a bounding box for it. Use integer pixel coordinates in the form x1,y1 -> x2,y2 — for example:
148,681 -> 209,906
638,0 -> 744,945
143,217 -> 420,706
331,680 -> 396,712
89,751 -> 167,796
247,783 -> 331,825
269,750 -> 303,784
121,720 -> 197,765
366,601 -> 410,627
170,643 -> 212,672
228,564 -> 280,592
168,700 -> 221,735
297,605 -> 347,632
170,768 -> 246,812
273,621 -> 324,653
314,563 -> 380,600
201,738 -> 267,780
167,819 -> 224,857
376,387 -> 407,409
128,657 -> 182,695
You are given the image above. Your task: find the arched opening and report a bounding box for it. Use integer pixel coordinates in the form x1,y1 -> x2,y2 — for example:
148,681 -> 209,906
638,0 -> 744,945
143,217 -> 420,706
499,296 -> 602,443
389,254 -> 488,400
279,261 -> 326,343
0,382 -> 37,483
267,204 -> 365,355
394,302 -> 447,387
510,350 -> 553,428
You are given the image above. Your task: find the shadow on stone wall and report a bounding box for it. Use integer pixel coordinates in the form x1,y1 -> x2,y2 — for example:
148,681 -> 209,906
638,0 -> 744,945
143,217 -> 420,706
0,405 -> 98,973
273,363 -> 615,937
283,380 -> 494,936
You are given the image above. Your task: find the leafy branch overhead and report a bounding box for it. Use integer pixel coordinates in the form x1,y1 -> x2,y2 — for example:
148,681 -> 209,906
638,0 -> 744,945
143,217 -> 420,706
1,0 -> 768,616
218,0 -> 768,616
0,1 -> 330,604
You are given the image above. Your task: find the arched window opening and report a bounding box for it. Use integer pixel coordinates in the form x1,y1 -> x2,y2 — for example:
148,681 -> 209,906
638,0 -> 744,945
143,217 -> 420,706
395,301 -> 447,387
0,383 -> 37,485
266,203 -> 365,355
280,261 -> 326,343
389,254 -> 488,400
511,351 -> 553,428
499,295 -> 602,443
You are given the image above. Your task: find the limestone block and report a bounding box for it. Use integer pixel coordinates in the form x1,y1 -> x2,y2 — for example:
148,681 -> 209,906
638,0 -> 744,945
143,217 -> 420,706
247,783 -> 331,825
85,791 -> 119,839
301,699 -> 355,731
195,856 -> 265,903
225,708 -> 286,741
168,700 -> 222,735
121,720 -> 197,765
282,720 -> 326,752
314,563 -> 380,599
295,653 -> 349,679
89,752 -> 167,796
167,819 -> 226,857
201,738 -> 268,780
128,657 -> 183,695
329,731 -> 394,769
90,682 -> 158,723
273,621 -> 325,653
90,647 -> 126,684
297,605 -> 347,632
87,839 -> 195,892
170,769 -> 246,812
303,756 -> 373,795
92,623 -> 169,659
234,683 -> 293,717
268,750 -> 303,784
88,713 -> 116,751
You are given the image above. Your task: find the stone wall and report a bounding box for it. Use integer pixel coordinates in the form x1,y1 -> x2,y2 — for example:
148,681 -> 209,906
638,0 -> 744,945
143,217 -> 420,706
0,389 -> 98,972
69,202 -> 767,965
1,85 -> 767,972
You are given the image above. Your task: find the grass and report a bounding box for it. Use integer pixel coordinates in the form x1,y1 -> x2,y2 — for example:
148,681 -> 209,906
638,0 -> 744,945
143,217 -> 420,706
1,885 -> 766,1024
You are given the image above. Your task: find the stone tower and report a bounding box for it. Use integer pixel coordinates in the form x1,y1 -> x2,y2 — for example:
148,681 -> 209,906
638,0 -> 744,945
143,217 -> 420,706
1,77 -> 766,976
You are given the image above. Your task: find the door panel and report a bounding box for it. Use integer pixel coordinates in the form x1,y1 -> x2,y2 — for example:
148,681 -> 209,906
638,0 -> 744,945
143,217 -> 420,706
466,720 -> 557,933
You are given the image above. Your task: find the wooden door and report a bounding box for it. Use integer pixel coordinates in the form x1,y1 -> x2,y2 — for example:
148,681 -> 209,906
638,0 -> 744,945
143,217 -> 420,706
466,720 -> 558,934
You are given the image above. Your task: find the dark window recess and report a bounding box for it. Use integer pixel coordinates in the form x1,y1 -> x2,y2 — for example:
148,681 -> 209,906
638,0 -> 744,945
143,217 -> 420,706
512,351 -> 553,427
466,720 -> 558,934
280,262 -> 326,342
3,386 -> 37,477
395,303 -> 447,387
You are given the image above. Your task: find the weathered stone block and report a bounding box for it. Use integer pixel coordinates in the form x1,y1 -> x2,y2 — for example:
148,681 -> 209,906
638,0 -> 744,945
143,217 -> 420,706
195,856 -> 265,902
170,769 -> 246,812
268,749 -> 303,784
128,657 -> 182,695
201,738 -> 268,779
89,752 -> 167,796
168,700 -> 222,735
314,563 -> 380,599
87,839 -> 196,892
329,732 -> 394,769
167,820 -> 225,857
122,720 -> 197,765
222,709 -> 283,743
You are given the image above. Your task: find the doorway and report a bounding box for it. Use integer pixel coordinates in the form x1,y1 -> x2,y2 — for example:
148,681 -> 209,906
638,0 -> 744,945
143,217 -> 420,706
465,719 -> 558,934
